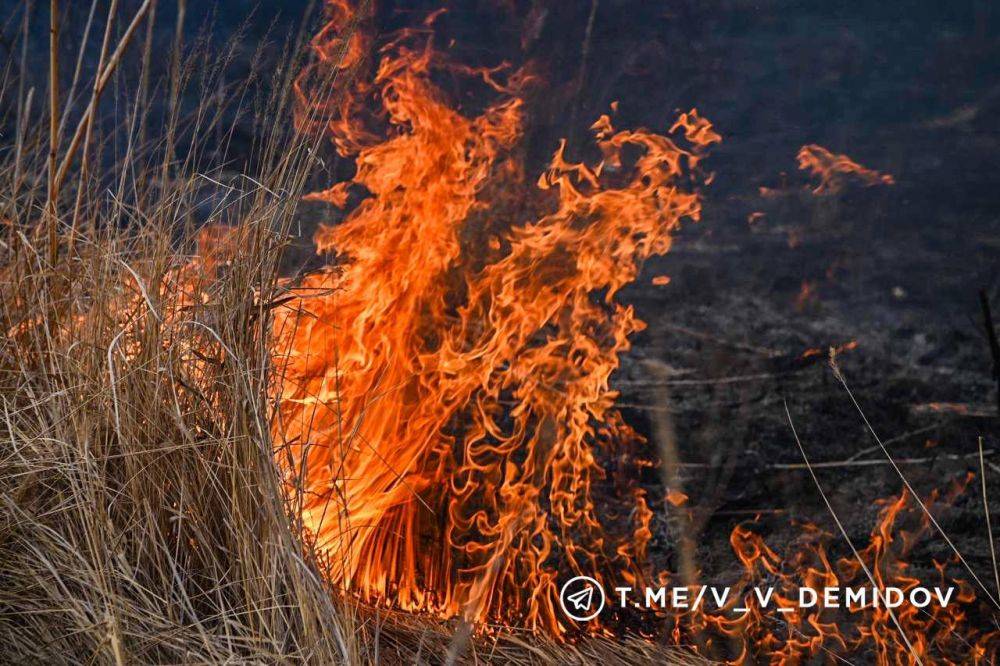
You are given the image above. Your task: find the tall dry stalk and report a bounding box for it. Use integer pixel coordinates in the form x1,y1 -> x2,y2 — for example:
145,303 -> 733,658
47,0 -> 60,262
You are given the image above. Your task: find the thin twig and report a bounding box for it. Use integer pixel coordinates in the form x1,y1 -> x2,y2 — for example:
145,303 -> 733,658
58,0 -> 99,141
53,0 -> 153,196
784,401 -> 921,664
845,424 -> 940,462
160,0 -> 186,187
980,289 -> 1000,416
771,449 -> 995,470
659,323 -> 782,358
979,436 -> 1000,602
47,0 -> 60,262
70,0 -> 119,241
12,87 -> 33,213
618,370 -> 797,388
911,402 -> 996,418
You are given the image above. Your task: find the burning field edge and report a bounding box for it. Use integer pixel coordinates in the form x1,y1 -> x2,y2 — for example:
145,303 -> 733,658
2,1 -> 999,664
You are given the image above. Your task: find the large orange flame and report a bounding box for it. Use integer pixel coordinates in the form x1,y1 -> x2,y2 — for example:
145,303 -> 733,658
277,0 -> 717,633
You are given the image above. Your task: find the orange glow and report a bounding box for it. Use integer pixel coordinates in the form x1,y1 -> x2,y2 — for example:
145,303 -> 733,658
795,279 -> 818,310
665,489 -> 688,507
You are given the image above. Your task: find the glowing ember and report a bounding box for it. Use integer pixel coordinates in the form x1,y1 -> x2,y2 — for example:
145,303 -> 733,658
795,279 -> 818,310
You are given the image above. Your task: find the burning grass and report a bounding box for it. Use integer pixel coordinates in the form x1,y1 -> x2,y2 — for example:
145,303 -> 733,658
281,2 -> 720,632
0,3 -> 699,663
0,217 -> 704,666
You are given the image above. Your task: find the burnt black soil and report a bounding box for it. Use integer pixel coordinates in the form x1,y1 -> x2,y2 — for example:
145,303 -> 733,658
605,0 -> 999,588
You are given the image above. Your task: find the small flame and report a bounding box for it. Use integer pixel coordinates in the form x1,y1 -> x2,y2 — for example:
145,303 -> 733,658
797,144 -> 895,195
685,477 -> 998,662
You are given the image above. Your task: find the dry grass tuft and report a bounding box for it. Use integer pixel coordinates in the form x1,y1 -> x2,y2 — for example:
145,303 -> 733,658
0,29 -> 356,659
0,6 -> 357,661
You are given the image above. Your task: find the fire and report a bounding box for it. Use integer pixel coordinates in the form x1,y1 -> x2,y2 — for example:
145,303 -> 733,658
695,476 -> 999,663
797,144 -> 895,195
270,1 -> 996,660
277,0 -> 718,634
2,0 -> 994,662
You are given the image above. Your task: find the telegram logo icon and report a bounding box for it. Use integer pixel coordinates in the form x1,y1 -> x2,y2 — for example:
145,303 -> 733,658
558,576 -> 606,622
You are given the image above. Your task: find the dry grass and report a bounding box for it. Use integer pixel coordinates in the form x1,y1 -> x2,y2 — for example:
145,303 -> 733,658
0,35 -> 356,659
0,5 -> 704,664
